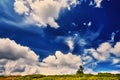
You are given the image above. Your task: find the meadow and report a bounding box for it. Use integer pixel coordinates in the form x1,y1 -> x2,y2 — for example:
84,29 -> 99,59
0,73 -> 120,80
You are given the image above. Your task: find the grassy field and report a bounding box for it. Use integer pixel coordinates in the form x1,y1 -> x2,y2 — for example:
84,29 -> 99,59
0,73 -> 120,80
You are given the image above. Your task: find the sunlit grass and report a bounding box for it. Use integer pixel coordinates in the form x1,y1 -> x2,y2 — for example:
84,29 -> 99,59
0,73 -> 120,80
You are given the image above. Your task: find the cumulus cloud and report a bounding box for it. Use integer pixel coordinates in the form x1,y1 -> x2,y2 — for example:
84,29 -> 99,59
0,38 -> 82,75
14,0 -> 79,28
40,51 -> 82,75
111,42 -> 120,57
13,0 -> 104,28
0,38 -> 39,75
14,0 -> 29,15
0,38 -> 39,61
83,41 -> 120,74
0,0 -> 104,28
84,41 -> 120,71
0,39 -> 119,75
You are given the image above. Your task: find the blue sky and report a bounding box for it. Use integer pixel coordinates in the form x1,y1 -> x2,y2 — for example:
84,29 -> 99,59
0,0 -> 120,75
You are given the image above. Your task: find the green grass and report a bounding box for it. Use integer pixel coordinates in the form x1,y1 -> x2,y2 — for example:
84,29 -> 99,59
0,73 -> 120,80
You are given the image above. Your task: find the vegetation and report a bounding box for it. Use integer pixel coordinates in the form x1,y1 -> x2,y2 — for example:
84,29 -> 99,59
76,65 -> 84,74
0,73 -> 120,80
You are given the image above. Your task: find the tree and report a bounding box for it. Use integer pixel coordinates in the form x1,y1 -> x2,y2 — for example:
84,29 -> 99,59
76,65 -> 84,74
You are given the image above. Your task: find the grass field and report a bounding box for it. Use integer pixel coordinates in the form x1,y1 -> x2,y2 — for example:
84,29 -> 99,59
0,73 -> 120,80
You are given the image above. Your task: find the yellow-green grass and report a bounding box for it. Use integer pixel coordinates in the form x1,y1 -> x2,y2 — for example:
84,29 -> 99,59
0,73 -> 120,80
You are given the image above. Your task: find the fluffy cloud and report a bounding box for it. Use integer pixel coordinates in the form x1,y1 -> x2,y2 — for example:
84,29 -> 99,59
111,42 -> 120,57
40,51 -> 82,75
14,0 -> 29,15
0,0 -> 105,28
0,38 -> 39,61
0,38 -> 82,75
81,41 -> 120,74
0,39 -> 119,75
14,0 -> 79,28
83,41 -> 120,73
0,38 -> 39,75
97,42 -> 112,53
13,0 -> 104,28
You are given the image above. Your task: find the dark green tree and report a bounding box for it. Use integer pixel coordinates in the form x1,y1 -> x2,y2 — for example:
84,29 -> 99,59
76,65 -> 84,74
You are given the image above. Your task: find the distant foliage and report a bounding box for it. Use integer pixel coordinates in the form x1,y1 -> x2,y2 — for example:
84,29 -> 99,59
76,65 -> 84,74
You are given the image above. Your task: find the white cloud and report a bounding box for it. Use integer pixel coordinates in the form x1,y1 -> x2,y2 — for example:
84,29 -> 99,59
100,70 -> 120,74
112,58 -> 120,64
0,0 -> 104,28
84,68 -> 97,74
111,42 -> 120,57
97,42 -> 112,60
0,38 -> 39,61
40,51 -> 82,75
0,38 -> 82,75
82,55 -> 93,65
109,71 -> 120,74
65,37 -> 74,51
43,51 -> 82,68
0,0 -> 105,28
55,34 -> 87,52
88,22 -> 92,27
94,0 -> 103,8
65,34 -> 88,51
89,0 -> 103,8
72,22 -> 77,26
0,38 -> 39,75
84,41 -> 120,71
110,32 -> 116,42
97,42 -> 112,53
78,39 -> 87,47
14,0 -> 29,15
82,41 -> 120,75
14,0 -> 79,28
83,21 -> 92,27
85,48 -> 107,61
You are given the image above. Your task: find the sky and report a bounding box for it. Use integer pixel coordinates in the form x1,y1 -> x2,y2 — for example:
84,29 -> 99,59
0,0 -> 120,76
